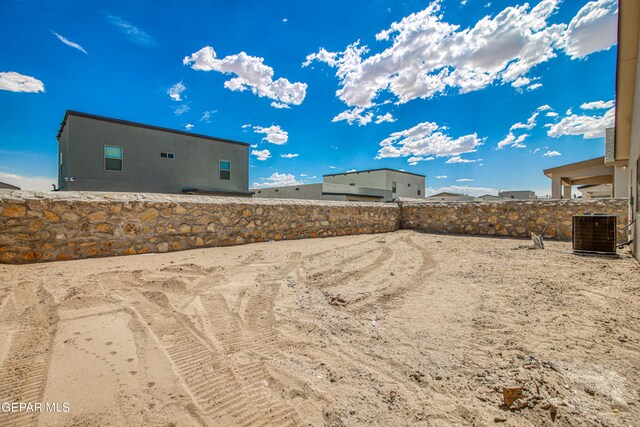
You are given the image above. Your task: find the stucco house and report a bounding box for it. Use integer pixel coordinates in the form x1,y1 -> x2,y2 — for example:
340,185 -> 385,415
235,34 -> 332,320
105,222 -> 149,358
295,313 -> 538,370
498,190 -> 536,200
426,192 -> 476,201
578,184 -> 614,199
253,168 -> 424,202
616,0 -> 640,259
543,129 -> 628,199
57,110 -> 252,197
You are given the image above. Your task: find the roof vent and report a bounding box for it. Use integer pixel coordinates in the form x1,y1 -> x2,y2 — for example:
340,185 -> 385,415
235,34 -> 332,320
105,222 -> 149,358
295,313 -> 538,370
572,214 -> 617,255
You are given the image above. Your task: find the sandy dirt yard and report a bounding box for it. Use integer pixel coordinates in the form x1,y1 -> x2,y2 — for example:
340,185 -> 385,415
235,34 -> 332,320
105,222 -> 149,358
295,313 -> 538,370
0,230 -> 639,426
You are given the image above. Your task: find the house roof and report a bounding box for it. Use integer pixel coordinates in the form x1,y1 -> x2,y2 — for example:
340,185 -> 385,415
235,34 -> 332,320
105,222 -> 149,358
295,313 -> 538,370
56,110 -> 251,147
428,192 -> 467,197
0,181 -> 20,190
543,157 -> 605,177
182,188 -> 255,196
321,191 -> 383,199
323,168 -> 425,178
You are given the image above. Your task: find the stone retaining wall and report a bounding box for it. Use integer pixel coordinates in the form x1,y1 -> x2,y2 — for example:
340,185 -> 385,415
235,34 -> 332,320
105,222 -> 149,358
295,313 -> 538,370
0,191 -> 630,263
398,198 -> 629,240
0,191 -> 399,264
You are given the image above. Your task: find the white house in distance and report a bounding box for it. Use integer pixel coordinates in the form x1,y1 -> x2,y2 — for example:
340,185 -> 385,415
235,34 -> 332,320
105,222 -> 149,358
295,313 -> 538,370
253,168 -> 425,202
498,190 -> 536,200
426,192 -> 477,201
543,129 -> 628,199
578,184 -> 614,199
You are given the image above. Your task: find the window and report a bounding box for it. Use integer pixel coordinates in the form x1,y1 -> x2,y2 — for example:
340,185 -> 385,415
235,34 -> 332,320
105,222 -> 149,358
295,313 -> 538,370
219,160 -> 231,180
105,145 -> 123,171
349,183 -> 355,186
417,184 -> 421,196
160,152 -> 175,159
408,183 -> 411,187
392,181 -> 397,193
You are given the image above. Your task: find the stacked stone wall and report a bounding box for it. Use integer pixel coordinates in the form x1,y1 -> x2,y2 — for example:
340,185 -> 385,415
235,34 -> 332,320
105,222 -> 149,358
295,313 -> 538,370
0,191 -> 399,263
0,191 -> 630,263
398,198 -> 629,240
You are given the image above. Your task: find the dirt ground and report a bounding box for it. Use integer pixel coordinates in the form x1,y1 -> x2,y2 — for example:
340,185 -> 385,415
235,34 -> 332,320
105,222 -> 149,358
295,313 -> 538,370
0,230 -> 639,426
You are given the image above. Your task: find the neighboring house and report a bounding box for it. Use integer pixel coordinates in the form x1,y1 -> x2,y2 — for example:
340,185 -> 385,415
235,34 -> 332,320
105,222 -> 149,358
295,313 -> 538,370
477,194 -> 506,201
426,192 -> 476,201
616,0 -> 640,259
57,110 -> 252,196
253,183 -> 391,202
543,157 -> 616,199
0,182 -> 20,190
323,169 -> 425,199
253,168 -> 424,202
542,129 -> 629,200
498,190 -> 536,200
578,184 -> 613,199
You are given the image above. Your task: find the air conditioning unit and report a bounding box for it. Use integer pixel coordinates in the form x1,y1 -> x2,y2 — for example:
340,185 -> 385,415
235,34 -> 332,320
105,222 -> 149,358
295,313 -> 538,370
572,214 -> 617,255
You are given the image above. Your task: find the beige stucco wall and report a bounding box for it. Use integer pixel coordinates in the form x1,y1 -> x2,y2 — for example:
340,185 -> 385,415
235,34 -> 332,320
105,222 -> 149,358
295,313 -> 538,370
399,198 -> 629,240
630,33 -> 640,259
614,164 -> 630,198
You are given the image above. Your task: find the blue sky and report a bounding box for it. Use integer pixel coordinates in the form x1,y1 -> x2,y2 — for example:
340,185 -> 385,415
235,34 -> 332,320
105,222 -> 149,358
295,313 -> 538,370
0,0 -> 617,196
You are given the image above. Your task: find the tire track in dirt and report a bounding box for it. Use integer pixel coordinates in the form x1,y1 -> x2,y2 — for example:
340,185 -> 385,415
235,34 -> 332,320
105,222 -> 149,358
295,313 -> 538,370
301,235 -> 386,264
301,246 -> 393,291
351,235 -> 437,314
0,282 -> 58,427
132,288 -> 300,426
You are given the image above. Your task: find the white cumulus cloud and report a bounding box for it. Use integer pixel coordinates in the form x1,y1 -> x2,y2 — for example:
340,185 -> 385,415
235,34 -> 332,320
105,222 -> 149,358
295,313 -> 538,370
185,123 -> 194,130
253,125 -> 288,145
408,156 -> 435,165
251,149 -> 271,161
435,175 -> 448,179
184,46 -> 307,108
0,172 -> 56,191
304,0 -> 565,112
200,110 -> 217,122
376,120 -> 483,163
543,150 -> 561,156
280,153 -> 299,158
456,178 -> 474,182
0,72 -> 45,93
446,156 -> 480,163
375,112 -> 396,124
497,132 -> 529,149
546,103 -> 614,139
580,100 -> 615,110
168,81 -> 186,101
332,107 -> 373,126
510,112 -> 539,131
562,0 -> 618,59
253,172 -> 302,188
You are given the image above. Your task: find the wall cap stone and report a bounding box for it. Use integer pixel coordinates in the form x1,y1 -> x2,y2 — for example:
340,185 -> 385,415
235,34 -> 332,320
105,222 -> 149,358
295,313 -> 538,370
397,197 -> 629,207
0,190 -> 399,209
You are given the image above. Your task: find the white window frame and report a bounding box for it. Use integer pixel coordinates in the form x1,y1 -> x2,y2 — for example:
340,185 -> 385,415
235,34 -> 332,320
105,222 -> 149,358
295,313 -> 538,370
104,144 -> 123,172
